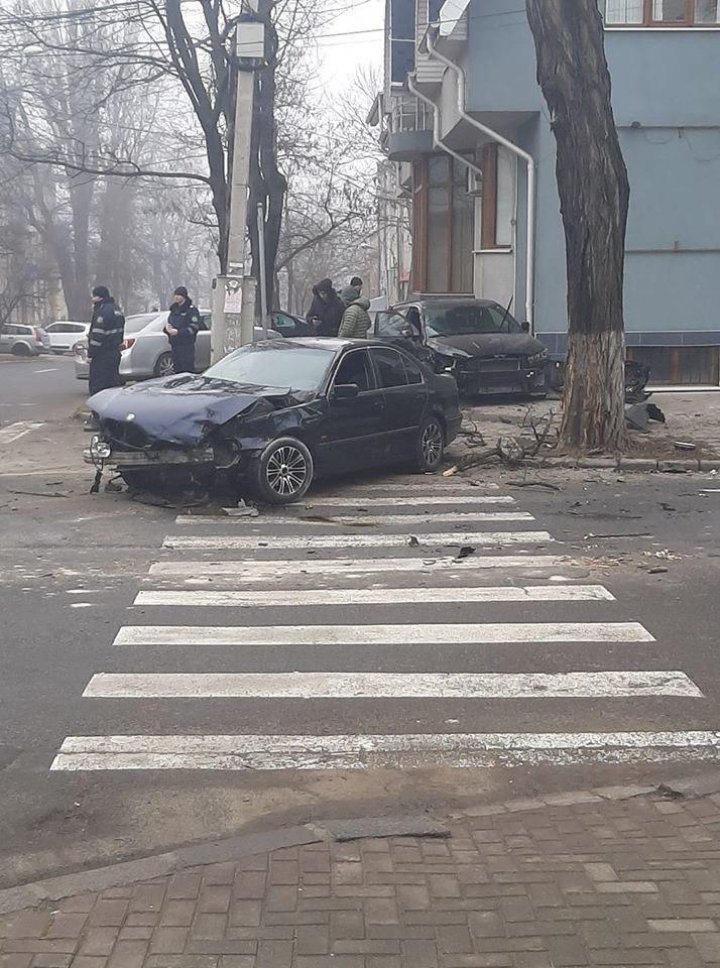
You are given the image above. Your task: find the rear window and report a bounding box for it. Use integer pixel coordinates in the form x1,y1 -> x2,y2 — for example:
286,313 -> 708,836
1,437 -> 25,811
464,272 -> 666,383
126,313 -> 162,335
371,348 -> 409,388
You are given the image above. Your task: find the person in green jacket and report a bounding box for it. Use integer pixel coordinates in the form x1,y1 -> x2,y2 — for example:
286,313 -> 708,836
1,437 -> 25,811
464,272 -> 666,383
338,294 -> 372,339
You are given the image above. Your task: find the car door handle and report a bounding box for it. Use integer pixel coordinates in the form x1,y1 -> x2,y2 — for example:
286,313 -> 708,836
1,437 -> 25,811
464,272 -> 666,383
371,399 -> 384,411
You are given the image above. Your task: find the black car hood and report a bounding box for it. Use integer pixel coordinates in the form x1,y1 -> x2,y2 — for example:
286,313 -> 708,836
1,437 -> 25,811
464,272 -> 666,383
427,333 -> 546,360
89,375 -> 308,446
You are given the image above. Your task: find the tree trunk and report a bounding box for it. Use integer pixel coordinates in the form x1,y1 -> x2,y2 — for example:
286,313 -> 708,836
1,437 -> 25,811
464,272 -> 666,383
525,0 -> 630,452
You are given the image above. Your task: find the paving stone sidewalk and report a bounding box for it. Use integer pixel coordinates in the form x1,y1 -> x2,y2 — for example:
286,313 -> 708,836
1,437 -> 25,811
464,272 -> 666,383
5,788 -> 720,968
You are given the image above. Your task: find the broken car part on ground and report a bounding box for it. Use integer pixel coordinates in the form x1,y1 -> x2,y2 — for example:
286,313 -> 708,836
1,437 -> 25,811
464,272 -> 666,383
84,337 -> 462,504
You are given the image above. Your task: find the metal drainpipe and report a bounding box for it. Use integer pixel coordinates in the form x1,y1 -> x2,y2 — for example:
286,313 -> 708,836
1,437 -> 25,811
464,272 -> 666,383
407,73 -> 483,180
426,30 -> 536,331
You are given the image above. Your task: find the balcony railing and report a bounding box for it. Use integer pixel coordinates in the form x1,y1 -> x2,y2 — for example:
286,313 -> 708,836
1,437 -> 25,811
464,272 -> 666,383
381,94 -> 432,145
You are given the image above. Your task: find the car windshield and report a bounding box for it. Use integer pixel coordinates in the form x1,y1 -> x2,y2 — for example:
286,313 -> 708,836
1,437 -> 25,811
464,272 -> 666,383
425,304 -> 522,337
205,343 -> 335,391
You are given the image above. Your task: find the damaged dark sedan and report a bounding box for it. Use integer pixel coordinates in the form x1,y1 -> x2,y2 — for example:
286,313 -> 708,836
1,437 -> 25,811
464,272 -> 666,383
84,338 -> 462,504
374,297 -> 549,397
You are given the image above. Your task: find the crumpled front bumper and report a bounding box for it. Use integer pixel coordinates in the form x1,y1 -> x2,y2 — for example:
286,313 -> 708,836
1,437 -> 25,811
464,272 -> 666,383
454,363 -> 546,395
83,437 -> 215,469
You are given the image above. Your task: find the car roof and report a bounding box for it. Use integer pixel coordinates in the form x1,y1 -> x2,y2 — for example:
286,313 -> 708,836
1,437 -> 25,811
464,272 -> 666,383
270,337 -> 415,351
393,297 -> 497,310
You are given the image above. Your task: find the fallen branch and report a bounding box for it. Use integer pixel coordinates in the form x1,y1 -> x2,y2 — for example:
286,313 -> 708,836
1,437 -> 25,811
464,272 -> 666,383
508,480 -> 561,491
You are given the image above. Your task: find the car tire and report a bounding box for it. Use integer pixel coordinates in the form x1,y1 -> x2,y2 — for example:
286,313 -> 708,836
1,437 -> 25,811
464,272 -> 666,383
11,342 -> 31,357
415,416 -> 445,473
252,437 -> 314,505
154,352 -> 174,378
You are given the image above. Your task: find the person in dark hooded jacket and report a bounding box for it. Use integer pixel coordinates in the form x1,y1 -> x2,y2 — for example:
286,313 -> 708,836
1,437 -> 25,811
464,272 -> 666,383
164,286 -> 201,374
306,278 -> 345,337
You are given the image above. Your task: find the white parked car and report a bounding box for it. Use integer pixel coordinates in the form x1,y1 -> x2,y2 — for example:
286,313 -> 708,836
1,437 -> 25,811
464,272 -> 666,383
46,320 -> 91,354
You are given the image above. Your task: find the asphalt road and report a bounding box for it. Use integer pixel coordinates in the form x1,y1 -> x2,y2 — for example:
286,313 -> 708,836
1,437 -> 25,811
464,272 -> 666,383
2,376 -> 720,889
0,354 -> 85,425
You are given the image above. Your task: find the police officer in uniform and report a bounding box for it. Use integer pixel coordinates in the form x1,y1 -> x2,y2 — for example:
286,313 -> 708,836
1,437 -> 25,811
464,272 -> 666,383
164,286 -> 201,374
88,285 -> 125,396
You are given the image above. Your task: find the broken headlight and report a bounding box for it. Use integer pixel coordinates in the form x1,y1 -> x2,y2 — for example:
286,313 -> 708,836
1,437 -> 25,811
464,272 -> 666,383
90,436 -> 112,460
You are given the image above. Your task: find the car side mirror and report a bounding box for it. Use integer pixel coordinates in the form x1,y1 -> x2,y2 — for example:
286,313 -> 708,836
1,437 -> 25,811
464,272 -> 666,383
520,321 -> 530,333
401,325 -> 420,340
333,383 -> 360,400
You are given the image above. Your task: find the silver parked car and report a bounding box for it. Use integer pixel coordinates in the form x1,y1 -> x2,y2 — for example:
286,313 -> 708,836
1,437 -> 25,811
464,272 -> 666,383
0,323 -> 51,356
74,310 -> 284,381
46,320 -> 91,354
74,312 -> 166,380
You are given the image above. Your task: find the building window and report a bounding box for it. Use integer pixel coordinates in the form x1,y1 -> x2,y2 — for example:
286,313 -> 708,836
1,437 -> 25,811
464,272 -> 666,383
412,156 -> 474,293
600,0 -> 720,23
480,144 -> 515,249
390,0 -> 415,84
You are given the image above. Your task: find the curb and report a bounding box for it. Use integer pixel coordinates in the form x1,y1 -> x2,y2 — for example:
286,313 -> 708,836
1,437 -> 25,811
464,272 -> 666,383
515,456 -> 720,472
4,772 -> 720,916
0,816 -> 446,917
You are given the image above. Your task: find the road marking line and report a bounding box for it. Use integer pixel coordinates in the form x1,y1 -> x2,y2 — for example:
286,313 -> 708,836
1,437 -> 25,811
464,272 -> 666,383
293,496 -> 517,507
113,622 -> 652,647
51,730 -> 720,771
0,421 -> 44,444
33,368 -> 59,374
174,511 -> 535,527
338,482 -> 501,491
163,531 -> 554,551
82,670 -> 700,699
149,555 -> 577,579
134,585 -> 616,608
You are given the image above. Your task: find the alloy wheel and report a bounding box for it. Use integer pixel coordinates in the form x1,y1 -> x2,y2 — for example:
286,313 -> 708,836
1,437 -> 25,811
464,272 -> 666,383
265,445 -> 309,497
422,421 -> 443,466
158,355 -> 175,377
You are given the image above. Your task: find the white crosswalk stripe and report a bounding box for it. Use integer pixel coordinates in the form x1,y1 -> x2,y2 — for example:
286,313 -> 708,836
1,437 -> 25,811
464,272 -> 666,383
113,621 -> 650,647
52,731 -> 720,772
297,495 -> 516,506
174,511 -> 535,526
147,554 -> 578,580
133,585 -> 615,607
52,474 -> 711,773
163,531 -> 554,550
84,671 -> 699,700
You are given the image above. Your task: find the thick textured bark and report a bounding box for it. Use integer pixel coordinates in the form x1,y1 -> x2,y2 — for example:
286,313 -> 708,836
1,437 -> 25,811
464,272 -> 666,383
525,0 -> 630,451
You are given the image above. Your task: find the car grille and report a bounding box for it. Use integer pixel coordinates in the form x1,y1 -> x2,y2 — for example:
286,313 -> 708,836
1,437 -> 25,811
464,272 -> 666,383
101,419 -> 157,451
109,448 -> 214,467
464,357 -> 521,373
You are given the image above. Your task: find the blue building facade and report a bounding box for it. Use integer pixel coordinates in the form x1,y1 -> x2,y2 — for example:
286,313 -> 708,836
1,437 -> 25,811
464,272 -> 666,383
376,0 -> 720,383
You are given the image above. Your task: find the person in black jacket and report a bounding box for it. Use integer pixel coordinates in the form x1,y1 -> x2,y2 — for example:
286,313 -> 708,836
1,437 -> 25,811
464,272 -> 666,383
164,286 -> 201,374
306,278 -> 345,337
88,285 -> 125,397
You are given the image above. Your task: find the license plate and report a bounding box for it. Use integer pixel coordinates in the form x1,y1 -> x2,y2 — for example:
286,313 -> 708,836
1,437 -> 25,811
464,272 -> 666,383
470,358 -> 520,373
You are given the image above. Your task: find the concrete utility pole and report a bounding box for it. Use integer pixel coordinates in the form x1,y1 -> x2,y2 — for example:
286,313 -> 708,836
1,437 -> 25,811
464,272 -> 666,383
211,14 -> 266,364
